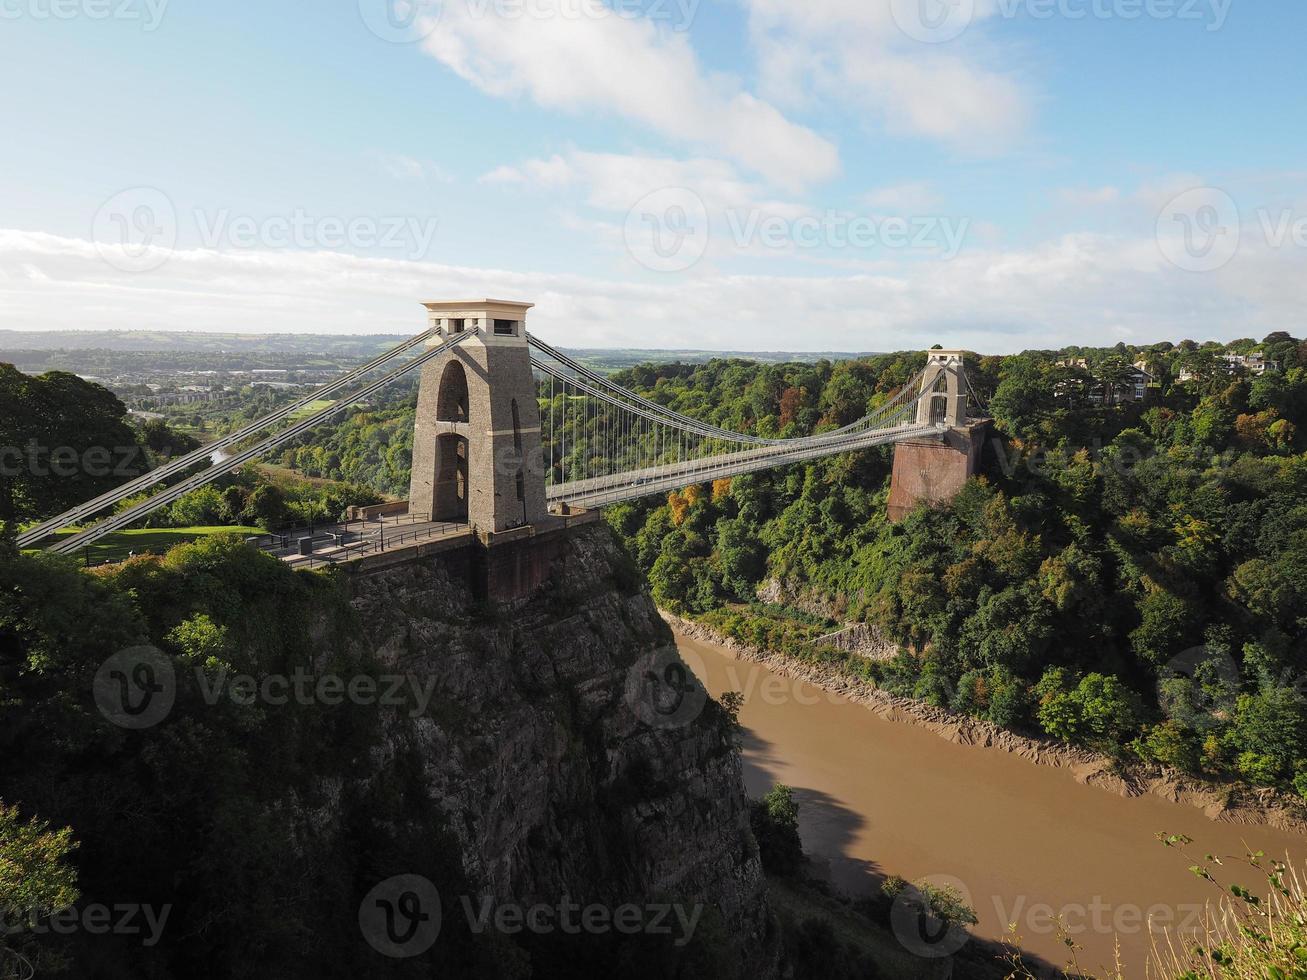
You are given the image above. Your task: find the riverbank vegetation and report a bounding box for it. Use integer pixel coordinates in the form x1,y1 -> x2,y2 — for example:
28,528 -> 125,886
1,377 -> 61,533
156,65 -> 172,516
605,334 -> 1307,803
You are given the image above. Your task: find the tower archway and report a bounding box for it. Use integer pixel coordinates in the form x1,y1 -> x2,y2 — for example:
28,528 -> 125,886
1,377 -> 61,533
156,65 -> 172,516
433,433 -> 469,521
437,361 -> 470,422
928,372 -> 950,426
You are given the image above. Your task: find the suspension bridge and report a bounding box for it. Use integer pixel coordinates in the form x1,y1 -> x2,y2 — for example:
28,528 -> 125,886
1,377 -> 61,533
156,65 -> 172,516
19,299 -> 987,565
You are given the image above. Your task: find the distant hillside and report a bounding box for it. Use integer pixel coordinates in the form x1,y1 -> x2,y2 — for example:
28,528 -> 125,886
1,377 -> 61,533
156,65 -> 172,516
566,348 -> 876,371
0,330 -> 409,355
0,330 -> 876,373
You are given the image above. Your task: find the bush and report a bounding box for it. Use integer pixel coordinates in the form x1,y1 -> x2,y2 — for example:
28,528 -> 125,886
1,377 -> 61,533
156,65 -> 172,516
169,485 -> 226,526
1035,668 -> 1143,747
1133,721 -> 1202,773
750,785 -> 804,877
242,483 -> 289,530
1236,751 -> 1283,786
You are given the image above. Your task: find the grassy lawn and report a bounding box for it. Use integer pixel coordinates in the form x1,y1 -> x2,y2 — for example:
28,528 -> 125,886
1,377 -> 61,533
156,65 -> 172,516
287,399 -> 336,420
255,462 -> 342,487
47,525 -> 265,564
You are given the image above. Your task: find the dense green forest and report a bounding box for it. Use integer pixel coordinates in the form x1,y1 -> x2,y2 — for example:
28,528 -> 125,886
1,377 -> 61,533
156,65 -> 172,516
275,398 -> 416,498
599,334 -> 1307,797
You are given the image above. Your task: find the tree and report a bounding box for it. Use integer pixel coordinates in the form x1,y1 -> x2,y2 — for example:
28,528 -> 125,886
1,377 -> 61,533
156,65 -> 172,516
1073,673 -> 1142,742
958,585 -> 1053,673
0,802 -> 79,970
817,363 -> 874,428
1229,688 -> 1307,782
1033,669 -> 1141,745
989,356 -> 1051,441
715,518 -> 765,601
137,418 -> 201,459
750,785 -> 803,876
1094,354 -> 1134,406
1227,558 -> 1301,630
1175,348 -> 1226,395
778,386 -> 806,428
1130,584 -> 1202,667
0,365 -> 146,530
242,483 -> 289,530
1034,667 -> 1082,741
1038,544 -> 1102,614
170,485 -> 227,527
1133,720 -> 1202,773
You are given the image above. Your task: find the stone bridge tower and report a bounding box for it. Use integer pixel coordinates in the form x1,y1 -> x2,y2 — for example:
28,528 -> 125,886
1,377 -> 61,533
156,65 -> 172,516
409,299 -> 548,534
915,349 -> 969,427
887,349 -> 990,521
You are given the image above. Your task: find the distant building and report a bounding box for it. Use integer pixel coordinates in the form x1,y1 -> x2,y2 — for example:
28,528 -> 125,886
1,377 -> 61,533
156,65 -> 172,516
1177,352 -> 1280,382
1128,363 -> 1155,400
1054,358 -> 1152,405
1223,352 -> 1279,375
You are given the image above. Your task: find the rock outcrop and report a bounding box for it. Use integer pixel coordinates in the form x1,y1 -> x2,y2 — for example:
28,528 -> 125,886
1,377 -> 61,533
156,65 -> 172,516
348,524 -> 773,970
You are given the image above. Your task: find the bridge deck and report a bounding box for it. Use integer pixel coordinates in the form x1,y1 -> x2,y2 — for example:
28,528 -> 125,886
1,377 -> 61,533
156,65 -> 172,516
548,422 -> 943,508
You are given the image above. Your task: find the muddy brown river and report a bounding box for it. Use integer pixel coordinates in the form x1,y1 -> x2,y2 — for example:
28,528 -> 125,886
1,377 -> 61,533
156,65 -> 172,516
675,629 -> 1307,977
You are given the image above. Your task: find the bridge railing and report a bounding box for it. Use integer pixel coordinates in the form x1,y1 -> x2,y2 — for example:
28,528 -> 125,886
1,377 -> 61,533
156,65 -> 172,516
273,519 -> 471,571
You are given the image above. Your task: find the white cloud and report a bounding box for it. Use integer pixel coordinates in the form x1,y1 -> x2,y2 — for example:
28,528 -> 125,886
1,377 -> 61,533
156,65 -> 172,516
2,227 -> 1302,353
863,181 -> 942,213
1056,186 -> 1120,208
483,149 -> 781,213
743,0 -> 1029,151
374,152 -> 454,184
420,0 -> 839,189
480,154 -> 576,187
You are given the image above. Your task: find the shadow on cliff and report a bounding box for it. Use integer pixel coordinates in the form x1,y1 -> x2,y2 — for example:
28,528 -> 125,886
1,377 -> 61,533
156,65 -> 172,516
739,727 -> 885,893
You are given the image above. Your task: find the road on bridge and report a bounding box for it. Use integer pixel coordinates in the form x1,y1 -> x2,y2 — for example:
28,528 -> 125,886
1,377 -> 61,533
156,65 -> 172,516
548,421 -> 943,509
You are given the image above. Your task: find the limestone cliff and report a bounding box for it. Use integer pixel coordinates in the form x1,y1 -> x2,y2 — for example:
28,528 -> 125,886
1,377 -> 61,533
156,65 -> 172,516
0,526 -> 772,978
342,523 -> 774,972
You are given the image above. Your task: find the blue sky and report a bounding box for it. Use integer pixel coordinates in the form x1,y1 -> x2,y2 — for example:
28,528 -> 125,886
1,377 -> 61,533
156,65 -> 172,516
0,0 -> 1304,351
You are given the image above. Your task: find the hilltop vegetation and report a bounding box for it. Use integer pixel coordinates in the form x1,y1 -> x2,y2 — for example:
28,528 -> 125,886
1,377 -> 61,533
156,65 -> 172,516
604,333 -> 1307,798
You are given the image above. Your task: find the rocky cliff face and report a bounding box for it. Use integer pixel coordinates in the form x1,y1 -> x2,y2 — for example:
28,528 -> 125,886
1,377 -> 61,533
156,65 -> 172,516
344,523 -> 773,971
0,527 -> 771,978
